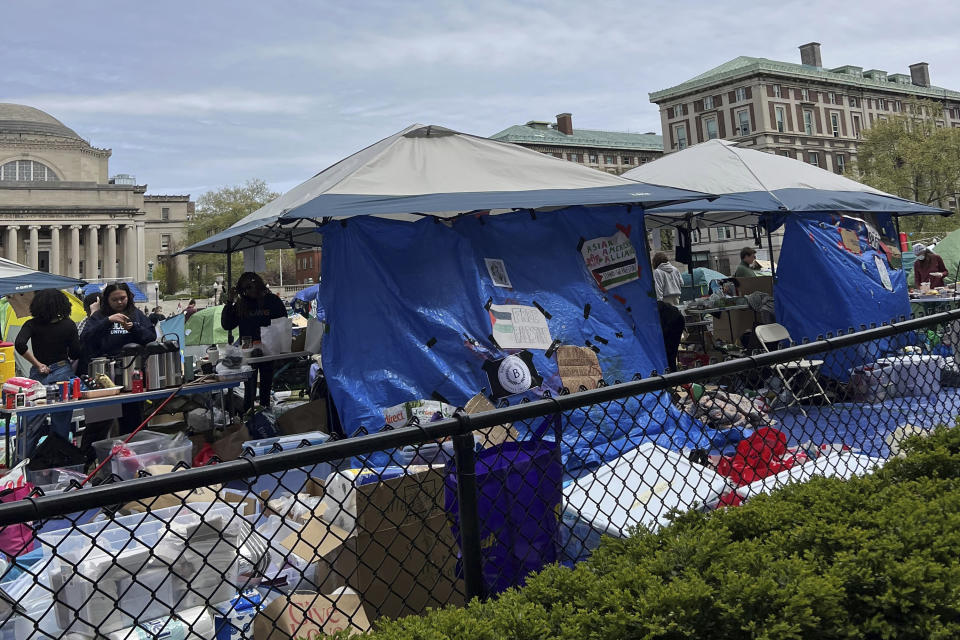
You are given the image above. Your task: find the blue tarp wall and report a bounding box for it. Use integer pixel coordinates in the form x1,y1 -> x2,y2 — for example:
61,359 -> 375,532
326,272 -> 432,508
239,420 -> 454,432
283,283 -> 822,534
775,214 -> 911,380
320,206 -> 746,474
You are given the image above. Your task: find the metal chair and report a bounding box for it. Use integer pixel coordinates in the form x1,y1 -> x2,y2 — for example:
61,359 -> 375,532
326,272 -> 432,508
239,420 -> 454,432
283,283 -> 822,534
754,323 -> 831,416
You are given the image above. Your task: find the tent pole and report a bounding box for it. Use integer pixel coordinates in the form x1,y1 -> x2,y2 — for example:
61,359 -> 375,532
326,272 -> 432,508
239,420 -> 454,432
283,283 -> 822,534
226,242 -> 234,345
766,224 -> 777,279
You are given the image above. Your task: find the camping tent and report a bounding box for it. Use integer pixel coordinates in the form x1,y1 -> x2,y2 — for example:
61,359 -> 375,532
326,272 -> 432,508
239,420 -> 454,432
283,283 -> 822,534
184,305 -> 229,345
0,290 -> 87,376
924,228 -> 960,286
0,257 -> 83,297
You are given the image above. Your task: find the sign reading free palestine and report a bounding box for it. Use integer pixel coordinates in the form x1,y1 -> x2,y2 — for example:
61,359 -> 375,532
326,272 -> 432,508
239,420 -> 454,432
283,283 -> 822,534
580,230 -> 639,289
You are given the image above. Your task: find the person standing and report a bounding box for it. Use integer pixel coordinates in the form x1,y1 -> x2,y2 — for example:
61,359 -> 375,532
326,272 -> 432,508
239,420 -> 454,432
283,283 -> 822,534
913,243 -> 948,289
15,289 -> 82,456
221,272 -> 287,412
652,252 -> 684,305
184,299 -> 198,320
79,283 -> 157,459
733,247 -> 761,278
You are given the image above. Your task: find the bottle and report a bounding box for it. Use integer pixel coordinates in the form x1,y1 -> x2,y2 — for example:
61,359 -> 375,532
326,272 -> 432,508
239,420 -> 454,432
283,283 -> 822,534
131,370 -> 143,393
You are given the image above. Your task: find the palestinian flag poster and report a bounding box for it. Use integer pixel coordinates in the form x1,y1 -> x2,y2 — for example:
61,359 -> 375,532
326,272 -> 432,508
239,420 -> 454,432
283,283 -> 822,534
488,303 -> 552,350
580,230 -> 639,289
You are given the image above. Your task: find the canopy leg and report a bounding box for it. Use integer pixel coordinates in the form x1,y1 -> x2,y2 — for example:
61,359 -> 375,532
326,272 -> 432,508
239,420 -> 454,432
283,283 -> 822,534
226,247 -> 234,345
766,225 -> 777,279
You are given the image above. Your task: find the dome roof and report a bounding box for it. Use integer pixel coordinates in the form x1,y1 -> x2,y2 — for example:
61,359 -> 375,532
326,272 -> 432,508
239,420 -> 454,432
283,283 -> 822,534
0,103 -> 83,141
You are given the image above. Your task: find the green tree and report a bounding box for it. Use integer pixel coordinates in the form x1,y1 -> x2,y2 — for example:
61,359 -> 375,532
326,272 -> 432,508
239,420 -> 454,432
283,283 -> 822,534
186,179 -> 281,287
855,99 -> 960,235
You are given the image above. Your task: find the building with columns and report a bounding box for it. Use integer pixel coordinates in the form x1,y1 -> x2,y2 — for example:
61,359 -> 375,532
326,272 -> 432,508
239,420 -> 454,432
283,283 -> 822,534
0,103 -> 191,283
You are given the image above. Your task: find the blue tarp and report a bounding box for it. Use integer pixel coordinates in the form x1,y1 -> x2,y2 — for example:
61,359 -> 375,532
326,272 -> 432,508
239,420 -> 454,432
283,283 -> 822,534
320,205 -> 668,436
81,281 -> 148,303
775,214 -> 912,379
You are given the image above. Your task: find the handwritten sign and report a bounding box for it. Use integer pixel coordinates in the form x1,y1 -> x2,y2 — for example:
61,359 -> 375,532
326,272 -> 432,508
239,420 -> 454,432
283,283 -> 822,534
874,255 -> 893,291
488,304 -> 552,350
581,231 -> 639,289
839,228 -> 862,254
254,591 -> 369,639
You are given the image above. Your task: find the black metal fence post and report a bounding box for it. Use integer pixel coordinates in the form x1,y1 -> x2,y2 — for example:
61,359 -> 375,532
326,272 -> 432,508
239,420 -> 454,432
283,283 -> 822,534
452,431 -> 486,602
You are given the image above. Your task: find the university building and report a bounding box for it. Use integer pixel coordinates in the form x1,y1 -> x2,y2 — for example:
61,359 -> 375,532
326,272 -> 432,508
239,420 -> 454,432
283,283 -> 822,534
490,113 -> 663,175
0,103 -> 190,282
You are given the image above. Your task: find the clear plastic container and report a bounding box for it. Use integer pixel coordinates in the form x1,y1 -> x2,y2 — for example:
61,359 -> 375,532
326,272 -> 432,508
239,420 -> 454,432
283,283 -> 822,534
110,441 -> 193,480
25,465 -> 85,494
92,429 -> 171,465
242,431 -> 329,457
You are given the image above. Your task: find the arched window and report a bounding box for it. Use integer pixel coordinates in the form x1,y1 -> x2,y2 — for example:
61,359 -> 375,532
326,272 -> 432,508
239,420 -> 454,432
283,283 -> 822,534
0,160 -> 59,182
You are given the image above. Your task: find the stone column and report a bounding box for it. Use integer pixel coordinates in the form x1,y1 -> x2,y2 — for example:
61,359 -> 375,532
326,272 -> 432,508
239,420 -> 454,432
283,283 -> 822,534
104,224 -> 118,279
124,225 -> 136,280
5,226 -> 18,263
86,224 -> 100,280
69,225 -> 82,279
27,226 -> 40,270
136,224 -> 146,281
49,225 -> 61,275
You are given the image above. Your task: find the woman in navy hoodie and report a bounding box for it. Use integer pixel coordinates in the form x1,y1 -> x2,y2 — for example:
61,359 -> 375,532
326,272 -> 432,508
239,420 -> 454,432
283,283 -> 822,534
79,283 -> 157,458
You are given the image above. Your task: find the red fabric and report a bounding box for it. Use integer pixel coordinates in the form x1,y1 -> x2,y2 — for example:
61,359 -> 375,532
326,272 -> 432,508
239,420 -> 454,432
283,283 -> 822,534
716,427 -> 807,486
0,486 -> 35,556
914,253 -> 948,288
193,443 -> 217,467
717,492 -> 743,508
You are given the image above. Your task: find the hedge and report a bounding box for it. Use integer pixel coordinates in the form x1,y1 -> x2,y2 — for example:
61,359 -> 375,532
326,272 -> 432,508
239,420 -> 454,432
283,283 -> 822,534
363,425 -> 960,639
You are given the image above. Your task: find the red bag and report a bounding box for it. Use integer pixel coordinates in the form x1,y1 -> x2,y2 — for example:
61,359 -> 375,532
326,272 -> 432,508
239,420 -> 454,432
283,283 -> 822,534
717,427 -> 806,486
0,485 -> 35,557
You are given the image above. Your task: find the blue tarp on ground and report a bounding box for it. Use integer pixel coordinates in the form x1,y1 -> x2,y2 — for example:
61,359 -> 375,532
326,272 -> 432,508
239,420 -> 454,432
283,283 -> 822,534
775,214 -> 912,380
81,281 -> 148,303
320,205 -> 670,440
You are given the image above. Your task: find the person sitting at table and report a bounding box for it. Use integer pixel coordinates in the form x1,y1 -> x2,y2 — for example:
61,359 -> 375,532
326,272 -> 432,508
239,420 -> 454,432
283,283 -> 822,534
733,247 -> 761,278
221,272 -> 287,412
15,289 -> 82,456
652,252 -> 684,305
913,243 -> 948,289
79,283 -> 157,459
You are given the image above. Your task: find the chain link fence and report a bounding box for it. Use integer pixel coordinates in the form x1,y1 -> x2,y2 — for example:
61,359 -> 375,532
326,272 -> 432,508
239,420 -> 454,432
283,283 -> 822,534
0,308 -> 958,637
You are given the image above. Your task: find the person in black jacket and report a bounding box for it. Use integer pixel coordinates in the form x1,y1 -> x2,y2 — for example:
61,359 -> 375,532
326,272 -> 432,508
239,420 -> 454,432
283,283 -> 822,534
79,283 -> 157,458
221,272 -> 287,412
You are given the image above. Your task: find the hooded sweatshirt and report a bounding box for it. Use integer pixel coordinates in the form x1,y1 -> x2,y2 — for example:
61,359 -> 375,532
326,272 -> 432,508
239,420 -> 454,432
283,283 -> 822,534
653,262 -> 684,301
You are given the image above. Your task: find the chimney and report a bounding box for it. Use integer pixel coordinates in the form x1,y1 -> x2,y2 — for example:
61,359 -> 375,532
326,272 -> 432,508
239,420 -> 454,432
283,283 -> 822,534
799,42 -> 822,68
556,112 -> 573,135
909,62 -> 931,87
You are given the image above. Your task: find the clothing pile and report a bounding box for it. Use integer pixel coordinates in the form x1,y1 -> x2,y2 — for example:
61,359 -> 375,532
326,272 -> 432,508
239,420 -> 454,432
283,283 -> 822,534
681,388 -> 774,430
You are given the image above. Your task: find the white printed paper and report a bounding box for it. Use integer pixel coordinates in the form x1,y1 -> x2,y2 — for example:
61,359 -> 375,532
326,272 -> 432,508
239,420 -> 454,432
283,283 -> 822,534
485,258 -> 513,288
382,399 -> 456,428
874,255 -> 893,291
488,303 -> 552,350
581,231 -> 639,289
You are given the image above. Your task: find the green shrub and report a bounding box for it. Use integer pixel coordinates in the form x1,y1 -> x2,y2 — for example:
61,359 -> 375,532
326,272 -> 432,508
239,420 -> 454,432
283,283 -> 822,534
367,426 -> 960,639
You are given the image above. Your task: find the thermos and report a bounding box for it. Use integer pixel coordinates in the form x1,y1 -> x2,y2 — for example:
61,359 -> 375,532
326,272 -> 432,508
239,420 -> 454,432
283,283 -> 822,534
161,334 -> 182,387
143,342 -> 168,391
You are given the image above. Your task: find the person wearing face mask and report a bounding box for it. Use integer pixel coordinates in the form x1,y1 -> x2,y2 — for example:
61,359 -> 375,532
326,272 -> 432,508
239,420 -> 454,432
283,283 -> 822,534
79,283 -> 157,459
221,272 -> 287,412
913,243 -> 948,289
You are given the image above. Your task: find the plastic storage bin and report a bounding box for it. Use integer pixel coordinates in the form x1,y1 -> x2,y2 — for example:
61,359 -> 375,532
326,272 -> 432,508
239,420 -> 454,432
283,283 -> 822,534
25,465 -> 85,494
93,430 -> 192,480
241,431 -> 329,456
242,431 -> 333,498
92,429 -> 170,465
874,355 -> 943,398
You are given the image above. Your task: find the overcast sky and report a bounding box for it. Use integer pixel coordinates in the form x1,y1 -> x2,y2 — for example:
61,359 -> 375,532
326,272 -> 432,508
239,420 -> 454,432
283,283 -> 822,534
6,0 -> 959,198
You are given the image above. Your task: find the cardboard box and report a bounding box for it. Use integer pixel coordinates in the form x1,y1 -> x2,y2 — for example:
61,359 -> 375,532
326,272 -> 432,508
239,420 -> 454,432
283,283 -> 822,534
737,275 -> 774,296
711,308 -> 757,346
279,468 -> 464,621
254,589 -> 369,638
276,400 -> 329,437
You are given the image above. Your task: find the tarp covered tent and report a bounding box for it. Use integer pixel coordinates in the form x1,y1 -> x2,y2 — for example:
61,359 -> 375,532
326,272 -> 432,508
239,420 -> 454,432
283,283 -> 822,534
180,124 -> 709,255
0,258 -> 83,297
776,214 -> 911,379
81,281 -> 148,303
0,291 -> 87,376
625,139 -> 948,227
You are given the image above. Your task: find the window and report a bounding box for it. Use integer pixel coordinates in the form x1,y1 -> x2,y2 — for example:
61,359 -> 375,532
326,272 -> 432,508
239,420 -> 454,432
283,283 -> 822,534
803,109 -> 814,135
877,98 -> 886,110
828,91 -> 835,104
735,87 -> 747,102
894,100 -> 902,112
808,152 -> 819,167
835,154 -> 846,174
552,153 -> 562,158
736,110 -> 750,136
831,113 -> 840,137
849,96 -> 859,107
659,229 -> 674,250
673,125 -> 687,150
852,114 -> 862,138
779,150 -> 794,158
801,88 -> 809,101
588,153 -> 598,163
703,95 -> 714,110
604,154 -> 616,163
773,84 -> 781,98
161,207 -> 170,221
715,226 -> 733,240
567,153 -> 581,162
953,107 -> 960,119
672,105 -> 684,118
775,107 -> 786,133
691,251 -> 710,269
160,234 -> 171,252
0,160 -> 59,182
704,116 -> 719,140
691,229 -> 703,244
622,156 -> 632,165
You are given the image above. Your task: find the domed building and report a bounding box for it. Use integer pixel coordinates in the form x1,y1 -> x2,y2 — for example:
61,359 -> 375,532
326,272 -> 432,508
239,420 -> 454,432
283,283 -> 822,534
0,103 -> 190,283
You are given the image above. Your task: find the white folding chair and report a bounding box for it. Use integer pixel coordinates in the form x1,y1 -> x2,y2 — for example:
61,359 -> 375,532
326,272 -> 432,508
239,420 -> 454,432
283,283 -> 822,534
754,323 -> 832,416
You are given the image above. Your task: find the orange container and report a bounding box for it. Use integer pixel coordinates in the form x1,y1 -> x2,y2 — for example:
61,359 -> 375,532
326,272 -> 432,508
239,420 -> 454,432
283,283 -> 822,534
0,342 -> 14,386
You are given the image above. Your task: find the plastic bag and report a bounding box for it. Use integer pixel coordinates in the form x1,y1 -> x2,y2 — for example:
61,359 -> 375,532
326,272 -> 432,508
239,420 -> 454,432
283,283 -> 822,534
260,317 -> 292,356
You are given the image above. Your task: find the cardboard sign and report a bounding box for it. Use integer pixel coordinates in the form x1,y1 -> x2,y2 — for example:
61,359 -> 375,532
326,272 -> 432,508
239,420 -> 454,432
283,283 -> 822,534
484,258 -> 513,288
875,255 -> 894,291
464,393 -> 518,447
839,228 -> 862,254
556,345 -> 603,391
382,399 -> 456,429
253,590 -> 369,638
580,231 -> 639,289
488,304 -> 552,350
